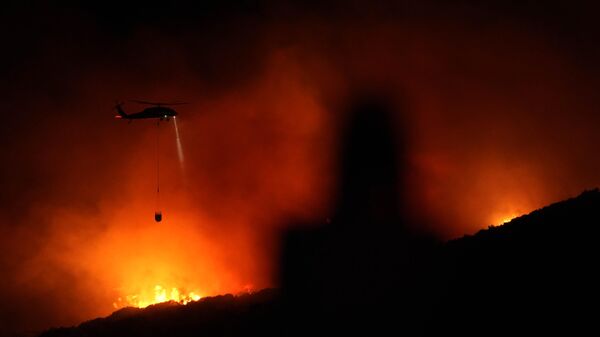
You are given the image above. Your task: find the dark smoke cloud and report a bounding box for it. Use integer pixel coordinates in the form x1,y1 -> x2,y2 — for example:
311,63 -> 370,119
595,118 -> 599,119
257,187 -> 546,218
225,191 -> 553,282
1,1 -> 599,334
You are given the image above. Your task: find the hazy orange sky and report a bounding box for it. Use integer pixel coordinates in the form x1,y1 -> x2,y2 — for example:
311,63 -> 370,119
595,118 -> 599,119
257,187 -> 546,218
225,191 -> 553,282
1,1 -> 599,334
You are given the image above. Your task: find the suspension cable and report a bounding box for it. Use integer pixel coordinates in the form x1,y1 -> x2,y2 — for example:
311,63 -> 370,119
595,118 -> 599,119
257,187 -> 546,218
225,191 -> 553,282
156,120 -> 160,212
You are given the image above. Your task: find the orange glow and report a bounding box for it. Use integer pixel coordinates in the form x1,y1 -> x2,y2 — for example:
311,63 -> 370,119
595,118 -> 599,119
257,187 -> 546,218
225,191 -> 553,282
487,200 -> 528,226
73,210 -> 264,313
487,203 -> 529,227
494,214 -> 521,226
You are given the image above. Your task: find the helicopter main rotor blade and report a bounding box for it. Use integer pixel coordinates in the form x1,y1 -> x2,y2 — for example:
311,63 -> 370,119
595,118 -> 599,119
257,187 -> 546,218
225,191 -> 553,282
131,100 -> 189,106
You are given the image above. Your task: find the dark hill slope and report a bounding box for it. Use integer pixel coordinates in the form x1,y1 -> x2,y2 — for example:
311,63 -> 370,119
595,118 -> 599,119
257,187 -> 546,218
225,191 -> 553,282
39,289 -> 282,337
39,189 -> 600,336
432,189 -> 600,335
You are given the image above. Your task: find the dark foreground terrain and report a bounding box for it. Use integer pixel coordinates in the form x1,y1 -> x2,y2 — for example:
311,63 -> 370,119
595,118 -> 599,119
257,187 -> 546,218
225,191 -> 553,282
40,189 -> 600,336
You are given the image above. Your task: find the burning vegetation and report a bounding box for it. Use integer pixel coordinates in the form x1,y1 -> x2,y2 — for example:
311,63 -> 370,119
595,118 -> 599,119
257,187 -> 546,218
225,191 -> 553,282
113,285 -> 202,309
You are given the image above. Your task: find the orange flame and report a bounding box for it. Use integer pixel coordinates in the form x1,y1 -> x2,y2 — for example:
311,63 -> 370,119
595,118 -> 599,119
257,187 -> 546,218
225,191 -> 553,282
113,285 -> 202,308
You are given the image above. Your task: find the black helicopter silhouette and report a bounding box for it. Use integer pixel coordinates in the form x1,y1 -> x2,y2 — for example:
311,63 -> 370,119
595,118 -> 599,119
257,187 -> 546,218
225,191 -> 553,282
114,100 -> 186,121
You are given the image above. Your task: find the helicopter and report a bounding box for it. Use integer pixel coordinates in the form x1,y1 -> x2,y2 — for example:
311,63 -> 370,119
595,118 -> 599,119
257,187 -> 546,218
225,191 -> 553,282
114,100 -> 186,121
114,99 -> 187,223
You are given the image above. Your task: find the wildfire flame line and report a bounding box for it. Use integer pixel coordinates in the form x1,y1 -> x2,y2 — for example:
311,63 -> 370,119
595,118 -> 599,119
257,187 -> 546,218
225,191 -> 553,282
113,285 -> 202,309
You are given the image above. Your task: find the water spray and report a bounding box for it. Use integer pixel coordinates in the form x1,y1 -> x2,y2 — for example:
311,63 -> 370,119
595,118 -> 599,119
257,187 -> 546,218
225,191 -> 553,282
173,116 -> 185,175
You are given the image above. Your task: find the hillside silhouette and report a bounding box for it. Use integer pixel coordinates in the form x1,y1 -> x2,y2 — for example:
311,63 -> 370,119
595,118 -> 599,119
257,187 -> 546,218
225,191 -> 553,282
430,188 -> 600,336
38,188 -> 600,337
39,289 -> 282,337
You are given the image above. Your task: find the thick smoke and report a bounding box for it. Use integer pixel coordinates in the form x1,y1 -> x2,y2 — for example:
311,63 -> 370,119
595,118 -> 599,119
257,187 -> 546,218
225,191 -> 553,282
1,1 -> 599,333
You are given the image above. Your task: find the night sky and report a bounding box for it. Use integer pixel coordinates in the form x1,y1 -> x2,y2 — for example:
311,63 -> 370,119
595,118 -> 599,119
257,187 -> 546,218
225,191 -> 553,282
1,1 -> 599,334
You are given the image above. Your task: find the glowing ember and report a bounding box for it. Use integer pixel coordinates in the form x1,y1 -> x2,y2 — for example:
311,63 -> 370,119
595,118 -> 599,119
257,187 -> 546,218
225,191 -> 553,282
113,285 -> 202,309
